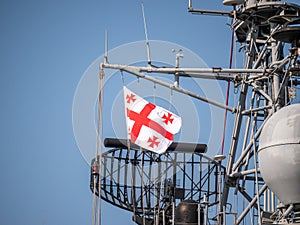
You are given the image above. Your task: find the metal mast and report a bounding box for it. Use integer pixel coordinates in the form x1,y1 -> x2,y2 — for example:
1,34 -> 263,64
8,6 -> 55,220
91,1 -> 300,225
216,1 -> 300,225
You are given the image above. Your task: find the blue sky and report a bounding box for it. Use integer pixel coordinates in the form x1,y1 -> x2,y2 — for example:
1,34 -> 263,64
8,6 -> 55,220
2,0 -> 295,225
2,1 -> 230,225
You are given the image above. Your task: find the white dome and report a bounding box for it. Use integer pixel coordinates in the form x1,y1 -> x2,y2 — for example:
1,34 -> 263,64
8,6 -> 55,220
258,104 -> 300,205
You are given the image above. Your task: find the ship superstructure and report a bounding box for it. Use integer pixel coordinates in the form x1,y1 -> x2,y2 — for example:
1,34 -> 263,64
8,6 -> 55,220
90,1 -> 300,225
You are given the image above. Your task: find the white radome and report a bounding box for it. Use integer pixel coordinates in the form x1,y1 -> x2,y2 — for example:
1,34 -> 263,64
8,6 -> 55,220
258,104 -> 300,205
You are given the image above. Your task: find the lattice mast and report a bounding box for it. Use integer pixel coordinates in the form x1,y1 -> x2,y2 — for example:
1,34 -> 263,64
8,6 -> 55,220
91,0 -> 300,225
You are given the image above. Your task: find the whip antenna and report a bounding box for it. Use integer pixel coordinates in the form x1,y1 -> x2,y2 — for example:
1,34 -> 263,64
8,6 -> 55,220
104,30 -> 108,64
141,4 -> 151,67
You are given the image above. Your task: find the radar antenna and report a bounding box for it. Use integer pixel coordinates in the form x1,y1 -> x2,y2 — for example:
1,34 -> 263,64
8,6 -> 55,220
90,1 -> 300,225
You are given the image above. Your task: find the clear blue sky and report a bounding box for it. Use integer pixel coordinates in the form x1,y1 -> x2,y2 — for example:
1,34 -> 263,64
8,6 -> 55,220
2,1 -> 229,225
4,0 -> 296,225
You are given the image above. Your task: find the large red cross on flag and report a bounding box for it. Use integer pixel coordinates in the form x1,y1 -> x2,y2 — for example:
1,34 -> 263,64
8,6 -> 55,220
124,87 -> 182,154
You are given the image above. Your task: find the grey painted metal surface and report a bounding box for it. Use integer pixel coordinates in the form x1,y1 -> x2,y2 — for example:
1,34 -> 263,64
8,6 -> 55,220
91,0 -> 300,224
259,104 -> 300,205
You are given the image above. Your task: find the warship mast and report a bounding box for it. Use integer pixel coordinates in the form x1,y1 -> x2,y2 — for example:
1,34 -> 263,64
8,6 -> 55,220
90,1 -> 300,225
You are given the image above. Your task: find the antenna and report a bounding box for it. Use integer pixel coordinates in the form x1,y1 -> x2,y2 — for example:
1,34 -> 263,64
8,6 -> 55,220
104,30 -> 108,64
141,4 -> 151,67
172,49 -> 184,87
188,0 -> 192,9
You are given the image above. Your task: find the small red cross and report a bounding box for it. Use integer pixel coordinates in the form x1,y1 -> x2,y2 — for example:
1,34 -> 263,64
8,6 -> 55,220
162,113 -> 174,125
148,136 -> 160,148
126,94 -> 136,104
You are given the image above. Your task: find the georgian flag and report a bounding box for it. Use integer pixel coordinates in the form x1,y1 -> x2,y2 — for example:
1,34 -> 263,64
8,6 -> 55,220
124,87 -> 182,154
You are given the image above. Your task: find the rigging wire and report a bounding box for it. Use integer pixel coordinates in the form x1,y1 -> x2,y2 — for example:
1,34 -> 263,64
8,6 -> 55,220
141,149 -> 147,225
221,24 -> 235,155
120,71 -> 136,225
169,89 -> 173,111
152,83 -> 158,225
153,82 -> 157,104
136,76 -> 146,225
252,113 -> 262,225
137,76 -> 141,93
92,177 -> 97,225
137,78 -> 147,225
153,162 -> 157,225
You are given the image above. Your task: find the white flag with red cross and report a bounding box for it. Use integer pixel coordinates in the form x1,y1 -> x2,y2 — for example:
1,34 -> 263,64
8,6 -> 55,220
123,86 -> 182,154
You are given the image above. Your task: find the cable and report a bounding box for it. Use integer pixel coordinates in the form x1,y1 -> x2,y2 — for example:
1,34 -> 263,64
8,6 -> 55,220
141,151 -> 147,225
169,89 -> 173,111
221,26 -> 235,155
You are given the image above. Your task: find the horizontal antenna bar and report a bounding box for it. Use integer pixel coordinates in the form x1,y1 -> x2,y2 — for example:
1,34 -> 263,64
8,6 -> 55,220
102,63 -> 237,113
104,138 -> 207,153
188,8 -> 232,16
175,72 -> 235,81
103,63 -> 266,75
140,67 -> 266,74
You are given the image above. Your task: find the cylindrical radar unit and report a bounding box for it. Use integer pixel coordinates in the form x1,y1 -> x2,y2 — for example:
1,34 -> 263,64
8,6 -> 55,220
258,104 -> 300,206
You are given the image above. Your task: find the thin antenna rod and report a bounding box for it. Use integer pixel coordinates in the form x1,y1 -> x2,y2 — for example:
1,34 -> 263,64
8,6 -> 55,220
188,0 -> 192,9
104,30 -> 108,64
141,4 -> 151,67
